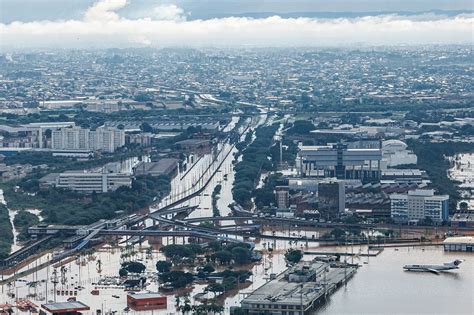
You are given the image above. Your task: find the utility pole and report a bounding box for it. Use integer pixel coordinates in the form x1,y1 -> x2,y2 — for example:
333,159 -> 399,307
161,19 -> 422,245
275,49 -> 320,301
367,229 -> 370,264
344,256 -> 347,286
323,266 -> 327,299
279,140 -> 283,168
342,234 -> 348,287
300,283 -> 303,315
45,263 -> 49,302
351,236 -> 354,265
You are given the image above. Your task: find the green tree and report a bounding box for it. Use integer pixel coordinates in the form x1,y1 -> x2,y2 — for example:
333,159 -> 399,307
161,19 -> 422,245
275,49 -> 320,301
214,250 -> 232,265
122,261 -> 146,273
285,248 -> 303,264
286,120 -> 315,135
159,271 -> 194,289
156,260 -> 172,273
140,122 -> 153,133
119,267 -> 128,277
231,247 -> 251,265
206,282 -> 224,296
202,264 -> 215,273
160,244 -> 196,260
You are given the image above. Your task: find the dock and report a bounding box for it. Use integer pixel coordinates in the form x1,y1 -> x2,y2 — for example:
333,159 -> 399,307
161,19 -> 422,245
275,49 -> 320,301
241,259 -> 357,314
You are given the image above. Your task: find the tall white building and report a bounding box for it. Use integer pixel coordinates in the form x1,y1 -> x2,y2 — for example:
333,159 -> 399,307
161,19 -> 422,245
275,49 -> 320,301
52,127 -> 125,153
390,189 -> 449,223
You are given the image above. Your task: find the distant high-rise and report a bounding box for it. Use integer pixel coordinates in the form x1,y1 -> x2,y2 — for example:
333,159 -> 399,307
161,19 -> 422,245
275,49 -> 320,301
52,127 -> 125,153
318,180 -> 345,217
275,186 -> 290,209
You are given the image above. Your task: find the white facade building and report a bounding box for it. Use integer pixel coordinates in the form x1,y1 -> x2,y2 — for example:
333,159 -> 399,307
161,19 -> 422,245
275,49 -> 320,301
390,189 -> 449,223
52,127 -> 125,153
55,170 -> 131,193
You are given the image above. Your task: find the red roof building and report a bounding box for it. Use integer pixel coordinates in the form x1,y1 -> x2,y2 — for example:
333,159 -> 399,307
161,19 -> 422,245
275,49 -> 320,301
127,292 -> 167,311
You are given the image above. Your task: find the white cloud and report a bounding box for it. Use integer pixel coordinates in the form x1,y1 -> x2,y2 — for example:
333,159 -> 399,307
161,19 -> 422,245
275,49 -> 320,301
152,4 -> 186,21
0,0 -> 472,49
84,0 -> 128,22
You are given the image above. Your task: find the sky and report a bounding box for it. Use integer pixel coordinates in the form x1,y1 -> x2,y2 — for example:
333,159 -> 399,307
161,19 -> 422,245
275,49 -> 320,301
0,0 -> 473,49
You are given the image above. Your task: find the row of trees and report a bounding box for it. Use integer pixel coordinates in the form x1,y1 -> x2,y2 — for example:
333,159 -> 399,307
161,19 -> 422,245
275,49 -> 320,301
211,184 -> 222,217
0,204 -> 13,259
160,242 -> 255,267
232,124 -> 279,209
175,294 -> 225,315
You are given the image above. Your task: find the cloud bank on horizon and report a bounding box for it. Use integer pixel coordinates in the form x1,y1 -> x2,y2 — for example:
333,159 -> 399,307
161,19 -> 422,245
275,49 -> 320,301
1,0 -> 472,49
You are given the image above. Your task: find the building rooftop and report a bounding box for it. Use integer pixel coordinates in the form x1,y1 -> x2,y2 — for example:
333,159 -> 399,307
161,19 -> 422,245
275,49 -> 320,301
382,169 -> 423,176
310,129 -> 359,135
443,236 -> 474,245
42,301 -> 90,313
175,139 -> 210,145
242,261 -> 355,308
128,292 -> 165,300
299,145 -> 381,152
134,159 -> 178,175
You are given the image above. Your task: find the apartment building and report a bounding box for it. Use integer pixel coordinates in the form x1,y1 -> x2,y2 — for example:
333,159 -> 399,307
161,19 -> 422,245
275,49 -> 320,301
52,127 -> 125,153
390,189 -> 449,223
